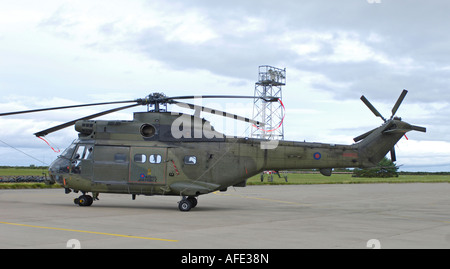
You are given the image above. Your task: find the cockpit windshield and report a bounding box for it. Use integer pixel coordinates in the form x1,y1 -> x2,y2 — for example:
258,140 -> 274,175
49,139 -> 94,179
60,141 -> 77,159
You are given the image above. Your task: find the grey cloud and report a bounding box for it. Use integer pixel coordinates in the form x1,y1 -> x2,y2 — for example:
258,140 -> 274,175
131,26 -> 287,80
38,5 -> 80,39
121,1 -> 450,104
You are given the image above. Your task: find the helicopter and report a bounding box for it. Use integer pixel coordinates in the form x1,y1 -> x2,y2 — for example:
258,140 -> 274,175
0,90 -> 426,211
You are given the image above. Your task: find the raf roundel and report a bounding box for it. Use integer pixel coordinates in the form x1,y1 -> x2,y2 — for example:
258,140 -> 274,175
313,152 -> 322,160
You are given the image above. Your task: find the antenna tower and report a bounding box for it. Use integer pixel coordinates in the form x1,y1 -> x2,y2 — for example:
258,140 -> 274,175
251,65 -> 286,140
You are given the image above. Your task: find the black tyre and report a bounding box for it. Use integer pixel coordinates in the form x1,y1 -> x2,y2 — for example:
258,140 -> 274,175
77,195 -> 93,207
178,199 -> 192,212
187,197 -> 198,208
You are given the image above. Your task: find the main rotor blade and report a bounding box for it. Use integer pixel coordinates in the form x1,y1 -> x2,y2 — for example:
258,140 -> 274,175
169,95 -> 279,102
391,89 -> 408,118
173,101 -> 264,126
34,103 -> 140,137
353,127 -> 379,143
360,95 -> 386,122
0,100 -> 137,117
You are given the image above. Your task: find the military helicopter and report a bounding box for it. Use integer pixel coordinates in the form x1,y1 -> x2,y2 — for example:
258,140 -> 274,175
0,90 -> 426,211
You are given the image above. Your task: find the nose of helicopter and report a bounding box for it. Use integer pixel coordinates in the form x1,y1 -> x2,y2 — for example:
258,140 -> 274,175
47,140 -> 78,184
48,156 -> 71,184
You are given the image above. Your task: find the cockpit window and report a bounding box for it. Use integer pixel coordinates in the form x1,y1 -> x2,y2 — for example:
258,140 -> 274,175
61,143 -> 77,159
74,146 -> 85,159
73,145 -> 94,160
71,144 -> 93,174
86,147 -> 93,159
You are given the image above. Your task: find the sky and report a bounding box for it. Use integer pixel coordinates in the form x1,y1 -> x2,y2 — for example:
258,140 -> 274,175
0,0 -> 449,171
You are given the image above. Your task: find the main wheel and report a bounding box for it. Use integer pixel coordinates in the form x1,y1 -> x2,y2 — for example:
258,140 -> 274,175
76,195 -> 93,206
178,199 -> 192,212
187,196 -> 198,208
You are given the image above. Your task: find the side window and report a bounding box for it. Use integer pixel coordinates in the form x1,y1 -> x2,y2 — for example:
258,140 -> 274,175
184,156 -> 197,165
134,154 -> 146,163
114,153 -> 127,163
149,154 -> 162,164
93,146 -> 129,164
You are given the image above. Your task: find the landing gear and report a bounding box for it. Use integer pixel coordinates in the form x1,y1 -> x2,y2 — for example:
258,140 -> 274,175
71,191 -> 99,207
178,196 -> 198,212
74,194 -> 94,207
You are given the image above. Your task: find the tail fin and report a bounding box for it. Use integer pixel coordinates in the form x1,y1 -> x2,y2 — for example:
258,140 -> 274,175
354,90 -> 426,166
355,120 -> 414,166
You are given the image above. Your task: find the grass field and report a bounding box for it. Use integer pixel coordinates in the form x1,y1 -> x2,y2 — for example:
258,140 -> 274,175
0,183 -> 62,189
0,167 -> 53,189
1,167 -> 449,189
246,173 -> 450,185
0,167 -> 48,176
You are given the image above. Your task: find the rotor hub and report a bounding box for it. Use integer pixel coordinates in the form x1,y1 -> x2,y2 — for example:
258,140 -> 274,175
137,92 -> 170,105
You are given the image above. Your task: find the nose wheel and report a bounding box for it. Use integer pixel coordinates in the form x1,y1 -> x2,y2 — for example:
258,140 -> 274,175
178,196 -> 198,212
74,194 -> 93,207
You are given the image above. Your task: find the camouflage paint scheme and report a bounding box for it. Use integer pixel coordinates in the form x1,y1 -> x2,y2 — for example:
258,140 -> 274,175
0,91 -> 426,210
49,111 -> 416,200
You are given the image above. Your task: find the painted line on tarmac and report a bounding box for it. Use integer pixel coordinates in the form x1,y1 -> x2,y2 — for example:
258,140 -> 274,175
0,221 -> 178,242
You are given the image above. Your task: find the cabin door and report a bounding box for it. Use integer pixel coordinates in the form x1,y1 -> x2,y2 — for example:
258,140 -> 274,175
129,147 -> 167,185
92,145 -> 130,183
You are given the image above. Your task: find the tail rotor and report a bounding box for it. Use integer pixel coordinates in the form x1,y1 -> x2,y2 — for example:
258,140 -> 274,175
354,89 -> 426,162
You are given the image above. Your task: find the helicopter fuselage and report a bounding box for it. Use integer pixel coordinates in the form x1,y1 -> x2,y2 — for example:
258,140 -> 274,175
2,90 -> 425,211
50,137 -> 364,197
49,111 -> 367,198
46,104 -> 422,212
